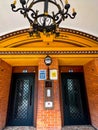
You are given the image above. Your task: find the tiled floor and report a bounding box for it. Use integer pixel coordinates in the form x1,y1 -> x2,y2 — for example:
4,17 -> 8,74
3,126 -> 97,130
62,125 -> 96,130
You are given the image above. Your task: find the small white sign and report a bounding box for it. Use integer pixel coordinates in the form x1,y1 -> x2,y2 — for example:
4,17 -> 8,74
22,70 -> 28,73
39,70 -> 46,80
47,89 -> 51,97
45,101 -> 53,108
69,69 -> 73,73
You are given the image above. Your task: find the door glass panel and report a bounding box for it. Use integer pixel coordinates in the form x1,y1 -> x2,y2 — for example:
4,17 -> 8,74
67,79 -> 83,120
7,73 -> 35,126
14,79 -> 29,119
61,73 -> 91,125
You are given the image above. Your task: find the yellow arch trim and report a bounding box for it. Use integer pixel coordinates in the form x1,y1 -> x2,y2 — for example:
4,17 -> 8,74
0,28 -> 98,48
0,28 -> 98,66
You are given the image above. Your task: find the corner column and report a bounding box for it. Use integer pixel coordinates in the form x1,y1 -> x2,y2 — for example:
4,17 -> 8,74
0,59 -> 12,129
84,59 -> 98,129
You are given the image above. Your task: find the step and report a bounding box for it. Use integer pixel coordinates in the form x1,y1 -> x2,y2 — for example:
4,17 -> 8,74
62,125 -> 96,130
3,127 -> 36,130
3,126 -> 96,130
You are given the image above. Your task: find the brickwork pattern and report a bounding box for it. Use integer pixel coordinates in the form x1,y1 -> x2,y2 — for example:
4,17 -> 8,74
84,59 -> 98,129
12,66 -> 37,73
0,59 -> 12,130
36,58 -> 61,130
1,58 -> 98,130
60,66 -> 83,73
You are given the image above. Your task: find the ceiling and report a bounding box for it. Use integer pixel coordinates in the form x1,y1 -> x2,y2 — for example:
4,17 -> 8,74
0,0 -> 98,37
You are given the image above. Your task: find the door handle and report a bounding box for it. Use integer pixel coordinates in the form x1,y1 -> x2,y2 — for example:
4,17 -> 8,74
30,85 -> 32,106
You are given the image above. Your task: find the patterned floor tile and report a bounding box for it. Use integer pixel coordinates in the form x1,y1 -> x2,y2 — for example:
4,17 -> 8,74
62,125 -> 96,130
3,126 -> 97,130
3,127 -> 36,130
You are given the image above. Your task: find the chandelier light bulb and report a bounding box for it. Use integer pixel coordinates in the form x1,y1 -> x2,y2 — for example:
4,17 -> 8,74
65,0 -> 68,4
13,0 -> 17,5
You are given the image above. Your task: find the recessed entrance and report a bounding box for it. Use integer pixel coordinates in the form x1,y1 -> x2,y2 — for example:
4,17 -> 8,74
61,72 -> 91,126
7,73 -> 35,126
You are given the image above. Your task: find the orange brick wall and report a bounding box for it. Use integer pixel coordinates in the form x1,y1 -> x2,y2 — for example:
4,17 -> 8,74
84,59 -> 98,129
60,66 -> 83,73
37,58 -> 62,130
13,66 -> 37,73
0,58 -> 98,130
0,59 -> 12,130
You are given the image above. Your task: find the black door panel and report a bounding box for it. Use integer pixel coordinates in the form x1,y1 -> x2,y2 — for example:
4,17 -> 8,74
61,73 -> 91,126
7,73 -> 35,126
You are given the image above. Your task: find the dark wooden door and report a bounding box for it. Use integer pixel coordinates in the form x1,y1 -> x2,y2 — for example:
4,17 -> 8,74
7,73 -> 35,126
61,73 -> 91,126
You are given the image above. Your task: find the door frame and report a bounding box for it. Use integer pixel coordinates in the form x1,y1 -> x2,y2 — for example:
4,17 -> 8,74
6,70 -> 38,127
59,66 -> 91,126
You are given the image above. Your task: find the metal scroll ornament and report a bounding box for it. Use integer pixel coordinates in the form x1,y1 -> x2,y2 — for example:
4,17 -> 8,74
11,0 -> 77,37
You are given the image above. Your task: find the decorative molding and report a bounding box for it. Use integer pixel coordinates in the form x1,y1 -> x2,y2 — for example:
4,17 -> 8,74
60,28 -> 98,42
0,28 -> 98,42
0,29 -> 28,40
0,50 -> 98,55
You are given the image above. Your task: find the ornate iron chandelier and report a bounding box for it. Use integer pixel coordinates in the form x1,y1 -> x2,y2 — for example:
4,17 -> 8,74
11,0 -> 77,37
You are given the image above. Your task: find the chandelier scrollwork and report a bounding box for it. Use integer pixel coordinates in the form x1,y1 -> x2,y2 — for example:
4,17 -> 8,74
11,0 -> 77,37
